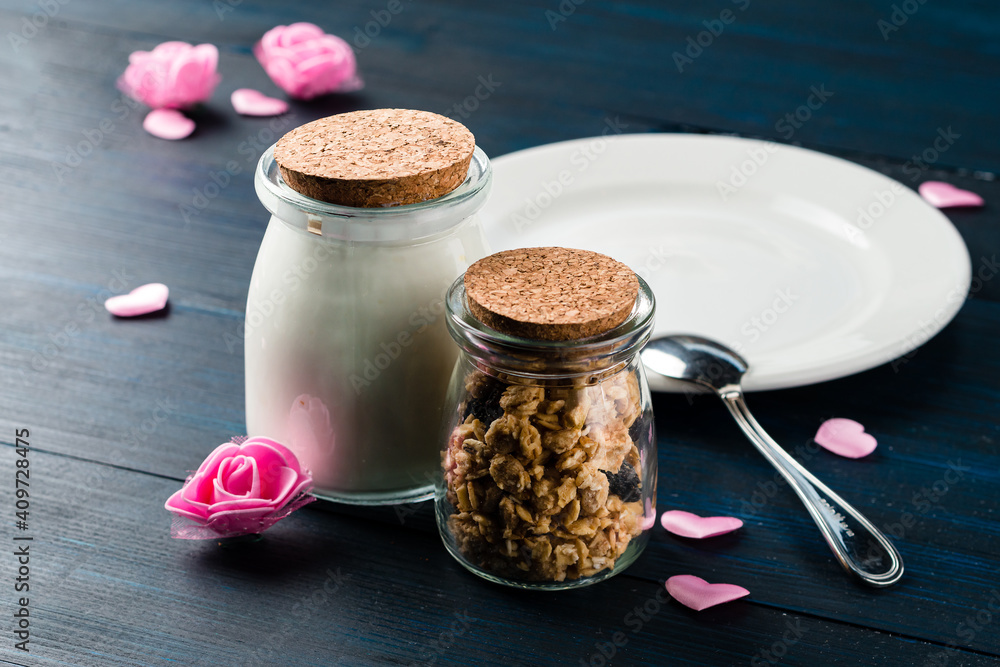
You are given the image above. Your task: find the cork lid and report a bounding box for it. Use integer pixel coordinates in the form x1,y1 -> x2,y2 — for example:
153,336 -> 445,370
273,109 -> 476,207
464,247 -> 640,341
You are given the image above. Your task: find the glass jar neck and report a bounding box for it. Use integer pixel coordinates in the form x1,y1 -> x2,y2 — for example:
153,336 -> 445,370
255,145 -> 492,245
445,275 -> 655,382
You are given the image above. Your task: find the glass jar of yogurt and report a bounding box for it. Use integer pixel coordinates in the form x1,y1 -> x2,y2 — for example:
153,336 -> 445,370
245,110 -> 492,505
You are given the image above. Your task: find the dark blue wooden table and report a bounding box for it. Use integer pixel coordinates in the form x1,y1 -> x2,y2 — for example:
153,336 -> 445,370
1,1 -> 998,665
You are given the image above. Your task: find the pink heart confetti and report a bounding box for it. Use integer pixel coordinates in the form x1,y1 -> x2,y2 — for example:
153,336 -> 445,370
660,510 -> 743,539
814,418 -> 877,459
666,575 -> 749,611
105,283 -> 169,317
143,109 -> 195,140
231,88 -> 289,116
918,181 -> 984,209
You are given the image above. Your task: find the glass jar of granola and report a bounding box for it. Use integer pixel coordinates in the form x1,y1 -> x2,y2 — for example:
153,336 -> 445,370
246,110 -> 491,505
436,247 -> 657,589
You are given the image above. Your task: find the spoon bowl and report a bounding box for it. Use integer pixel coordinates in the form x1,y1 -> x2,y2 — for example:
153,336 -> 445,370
641,335 -> 747,390
642,334 -> 904,588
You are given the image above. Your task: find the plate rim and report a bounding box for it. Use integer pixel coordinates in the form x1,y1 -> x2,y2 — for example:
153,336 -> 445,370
480,133 -> 972,392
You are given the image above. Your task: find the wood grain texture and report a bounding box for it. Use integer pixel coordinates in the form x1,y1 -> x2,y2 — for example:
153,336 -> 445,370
4,0 -> 998,169
0,0 -> 998,665
0,450 -> 997,667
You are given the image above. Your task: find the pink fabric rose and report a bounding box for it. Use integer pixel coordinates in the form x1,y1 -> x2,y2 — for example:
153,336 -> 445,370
254,22 -> 362,100
118,41 -> 221,109
165,436 -> 314,539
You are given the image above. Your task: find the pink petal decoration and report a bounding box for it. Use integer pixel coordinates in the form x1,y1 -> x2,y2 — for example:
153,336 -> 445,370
660,510 -> 743,539
254,22 -> 362,100
231,88 -> 289,116
105,283 -> 169,317
814,418 -> 878,459
118,41 -> 220,109
666,575 -> 749,611
918,181 -> 984,209
143,109 -> 195,140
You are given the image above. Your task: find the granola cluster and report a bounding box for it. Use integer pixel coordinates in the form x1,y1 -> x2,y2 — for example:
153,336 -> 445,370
442,369 -> 646,582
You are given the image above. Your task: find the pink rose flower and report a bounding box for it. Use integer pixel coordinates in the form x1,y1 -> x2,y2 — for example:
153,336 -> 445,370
254,22 -> 362,100
165,436 -> 314,539
118,41 -> 221,109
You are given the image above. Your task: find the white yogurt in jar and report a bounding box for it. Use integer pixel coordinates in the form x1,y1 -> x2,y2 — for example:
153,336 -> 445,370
245,144 -> 492,504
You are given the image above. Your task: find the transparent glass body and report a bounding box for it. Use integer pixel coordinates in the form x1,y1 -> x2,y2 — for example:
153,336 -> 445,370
436,277 -> 657,589
245,145 -> 492,505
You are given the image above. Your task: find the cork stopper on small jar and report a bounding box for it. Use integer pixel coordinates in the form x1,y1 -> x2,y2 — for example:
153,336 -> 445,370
464,247 -> 639,341
273,109 -> 476,207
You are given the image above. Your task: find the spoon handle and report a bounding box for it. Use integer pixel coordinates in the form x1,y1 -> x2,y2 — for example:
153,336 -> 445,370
719,389 -> 904,587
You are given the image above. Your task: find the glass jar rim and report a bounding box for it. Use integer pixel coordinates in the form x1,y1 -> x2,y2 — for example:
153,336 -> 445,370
445,273 -> 656,379
255,144 -> 492,244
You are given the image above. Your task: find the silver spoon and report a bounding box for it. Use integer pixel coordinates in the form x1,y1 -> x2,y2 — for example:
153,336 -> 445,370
641,334 -> 904,588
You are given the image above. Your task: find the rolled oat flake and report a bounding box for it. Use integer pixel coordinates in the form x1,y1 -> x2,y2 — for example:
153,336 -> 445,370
437,246 -> 658,589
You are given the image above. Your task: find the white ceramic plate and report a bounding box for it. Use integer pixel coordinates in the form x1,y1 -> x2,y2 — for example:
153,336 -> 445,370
480,134 -> 971,392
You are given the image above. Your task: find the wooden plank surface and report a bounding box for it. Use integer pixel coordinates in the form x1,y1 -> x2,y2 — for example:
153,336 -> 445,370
2,291 -> 999,655
3,0 -> 1000,169
0,0 -> 998,665
0,450 -> 997,667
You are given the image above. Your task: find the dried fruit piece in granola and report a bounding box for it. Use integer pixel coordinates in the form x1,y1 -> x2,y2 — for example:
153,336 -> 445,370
602,460 -> 641,503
